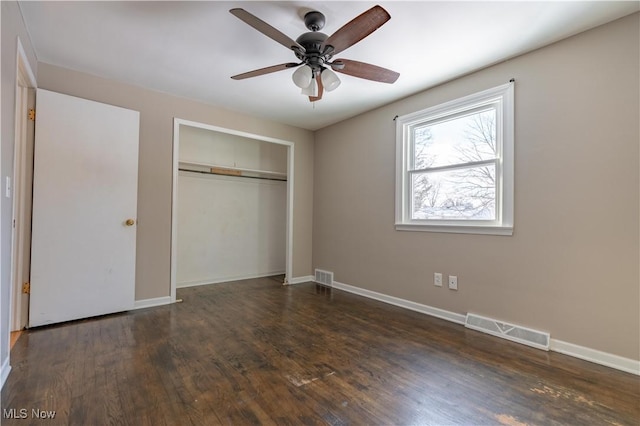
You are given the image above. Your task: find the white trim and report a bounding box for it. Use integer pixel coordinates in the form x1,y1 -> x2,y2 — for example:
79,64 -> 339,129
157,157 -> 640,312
178,271 -> 286,288
10,84 -> 26,331
395,224 -> 513,235
329,279 -> 639,375
550,339 -> 640,376
171,121 -> 180,303
287,275 -> 314,285
170,118 -> 295,304
1,357 -> 11,390
331,280 -> 466,324
132,296 -> 172,310
10,38 -> 36,332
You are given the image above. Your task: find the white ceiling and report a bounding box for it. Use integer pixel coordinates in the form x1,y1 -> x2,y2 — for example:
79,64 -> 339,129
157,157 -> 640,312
19,1 -> 639,131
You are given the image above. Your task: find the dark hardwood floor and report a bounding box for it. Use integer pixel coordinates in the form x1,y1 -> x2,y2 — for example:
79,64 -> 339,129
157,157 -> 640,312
2,276 -> 639,425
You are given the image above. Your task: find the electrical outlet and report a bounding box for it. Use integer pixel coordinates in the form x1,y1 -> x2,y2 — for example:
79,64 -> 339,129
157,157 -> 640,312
434,272 -> 443,287
448,275 -> 458,290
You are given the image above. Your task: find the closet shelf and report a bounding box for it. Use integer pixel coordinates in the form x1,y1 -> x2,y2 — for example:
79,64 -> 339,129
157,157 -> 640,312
179,160 -> 287,181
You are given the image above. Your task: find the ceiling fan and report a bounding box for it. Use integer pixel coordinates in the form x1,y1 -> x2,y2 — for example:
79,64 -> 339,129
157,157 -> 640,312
230,5 -> 400,102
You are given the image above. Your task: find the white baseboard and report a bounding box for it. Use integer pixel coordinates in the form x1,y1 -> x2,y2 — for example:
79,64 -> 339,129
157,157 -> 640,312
133,296 -> 173,310
178,271 -> 285,288
1,356 -> 11,390
550,339 -> 640,376
287,275 -> 314,285
331,280 -> 466,324
329,279 -> 639,376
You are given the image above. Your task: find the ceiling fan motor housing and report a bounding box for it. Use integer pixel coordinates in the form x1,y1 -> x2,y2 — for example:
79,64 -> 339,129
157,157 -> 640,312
295,31 -> 331,71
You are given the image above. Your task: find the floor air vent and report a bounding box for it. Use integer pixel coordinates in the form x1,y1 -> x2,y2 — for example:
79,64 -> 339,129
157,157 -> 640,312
465,313 -> 550,351
314,269 -> 333,286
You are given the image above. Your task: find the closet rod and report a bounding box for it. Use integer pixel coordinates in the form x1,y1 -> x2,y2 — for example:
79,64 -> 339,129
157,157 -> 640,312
179,168 -> 287,182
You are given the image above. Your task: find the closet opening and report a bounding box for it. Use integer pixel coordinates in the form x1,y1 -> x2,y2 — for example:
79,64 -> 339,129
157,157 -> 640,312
170,119 -> 294,301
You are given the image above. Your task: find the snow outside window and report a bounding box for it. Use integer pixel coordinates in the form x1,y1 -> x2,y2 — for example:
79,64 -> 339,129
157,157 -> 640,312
395,83 -> 514,235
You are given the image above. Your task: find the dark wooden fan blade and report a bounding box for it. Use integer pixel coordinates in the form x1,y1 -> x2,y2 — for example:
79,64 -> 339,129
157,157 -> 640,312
230,8 -> 304,52
309,76 -> 324,102
231,63 -> 300,80
324,5 -> 390,55
332,59 -> 399,83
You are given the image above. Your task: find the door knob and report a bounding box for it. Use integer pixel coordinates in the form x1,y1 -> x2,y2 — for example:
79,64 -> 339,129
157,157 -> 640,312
125,219 -> 135,226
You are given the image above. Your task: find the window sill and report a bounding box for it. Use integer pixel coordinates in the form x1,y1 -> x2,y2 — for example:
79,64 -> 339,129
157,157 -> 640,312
395,223 -> 513,236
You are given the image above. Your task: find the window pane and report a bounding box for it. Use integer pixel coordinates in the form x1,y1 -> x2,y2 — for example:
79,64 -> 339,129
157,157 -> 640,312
412,108 -> 497,170
411,164 -> 496,220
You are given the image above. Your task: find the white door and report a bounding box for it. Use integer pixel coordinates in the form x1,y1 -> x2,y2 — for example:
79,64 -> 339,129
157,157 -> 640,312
29,89 -> 139,327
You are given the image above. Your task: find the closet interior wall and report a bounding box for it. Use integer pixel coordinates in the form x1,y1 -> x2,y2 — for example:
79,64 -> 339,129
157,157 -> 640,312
177,125 -> 288,287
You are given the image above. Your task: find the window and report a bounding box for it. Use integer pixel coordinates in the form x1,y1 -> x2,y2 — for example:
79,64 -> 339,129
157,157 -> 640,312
395,83 -> 514,235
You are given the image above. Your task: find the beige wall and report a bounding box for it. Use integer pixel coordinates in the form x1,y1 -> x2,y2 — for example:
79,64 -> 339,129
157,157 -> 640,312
1,1 -> 38,381
313,14 -> 639,360
37,63 -> 314,300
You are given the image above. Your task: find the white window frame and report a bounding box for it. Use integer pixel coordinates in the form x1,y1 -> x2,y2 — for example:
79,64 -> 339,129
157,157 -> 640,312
395,82 -> 514,235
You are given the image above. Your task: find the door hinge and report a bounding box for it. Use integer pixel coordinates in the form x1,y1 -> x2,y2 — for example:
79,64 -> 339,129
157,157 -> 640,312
22,282 -> 30,294
28,109 -> 36,121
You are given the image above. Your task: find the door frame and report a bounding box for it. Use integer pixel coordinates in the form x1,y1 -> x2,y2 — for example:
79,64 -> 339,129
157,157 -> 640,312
170,118 -> 295,302
10,37 -> 37,331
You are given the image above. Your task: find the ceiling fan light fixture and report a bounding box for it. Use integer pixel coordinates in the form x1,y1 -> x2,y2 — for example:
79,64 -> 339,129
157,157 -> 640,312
300,77 -> 318,97
321,68 -> 341,92
292,65 -> 313,88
